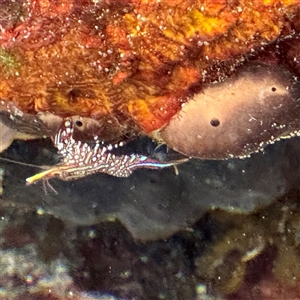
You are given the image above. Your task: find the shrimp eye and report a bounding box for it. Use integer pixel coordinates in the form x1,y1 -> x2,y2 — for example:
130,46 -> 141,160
75,120 -> 83,127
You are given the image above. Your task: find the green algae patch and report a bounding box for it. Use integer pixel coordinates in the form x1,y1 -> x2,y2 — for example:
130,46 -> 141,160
0,48 -> 20,76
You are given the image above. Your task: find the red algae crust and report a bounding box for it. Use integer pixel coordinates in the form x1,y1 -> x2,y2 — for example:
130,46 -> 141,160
0,0 -> 299,139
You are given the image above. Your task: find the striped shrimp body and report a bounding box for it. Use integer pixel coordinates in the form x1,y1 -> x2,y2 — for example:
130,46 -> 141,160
26,118 -> 185,185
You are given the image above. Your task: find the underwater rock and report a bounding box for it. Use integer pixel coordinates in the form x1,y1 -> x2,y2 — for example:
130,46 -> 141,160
0,101 -> 61,153
195,222 -> 266,294
0,240 -> 120,300
0,122 -> 18,152
193,198 -> 300,298
161,62 -> 300,159
0,117 -> 45,152
0,99 -> 51,137
1,135 -> 300,240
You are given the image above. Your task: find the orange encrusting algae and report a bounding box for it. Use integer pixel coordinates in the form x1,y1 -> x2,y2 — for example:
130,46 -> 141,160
0,0 -> 299,139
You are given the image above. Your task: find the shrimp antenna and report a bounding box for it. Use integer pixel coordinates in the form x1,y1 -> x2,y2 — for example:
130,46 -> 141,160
0,157 -> 49,169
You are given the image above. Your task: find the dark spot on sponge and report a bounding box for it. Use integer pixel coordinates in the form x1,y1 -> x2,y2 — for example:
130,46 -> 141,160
210,119 -> 220,127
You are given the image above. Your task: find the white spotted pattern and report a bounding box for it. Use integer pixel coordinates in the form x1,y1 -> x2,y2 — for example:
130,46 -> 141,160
51,118 -> 176,180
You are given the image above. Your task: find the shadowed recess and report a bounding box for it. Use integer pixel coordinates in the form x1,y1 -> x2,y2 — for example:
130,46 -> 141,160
1,136 -> 300,241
